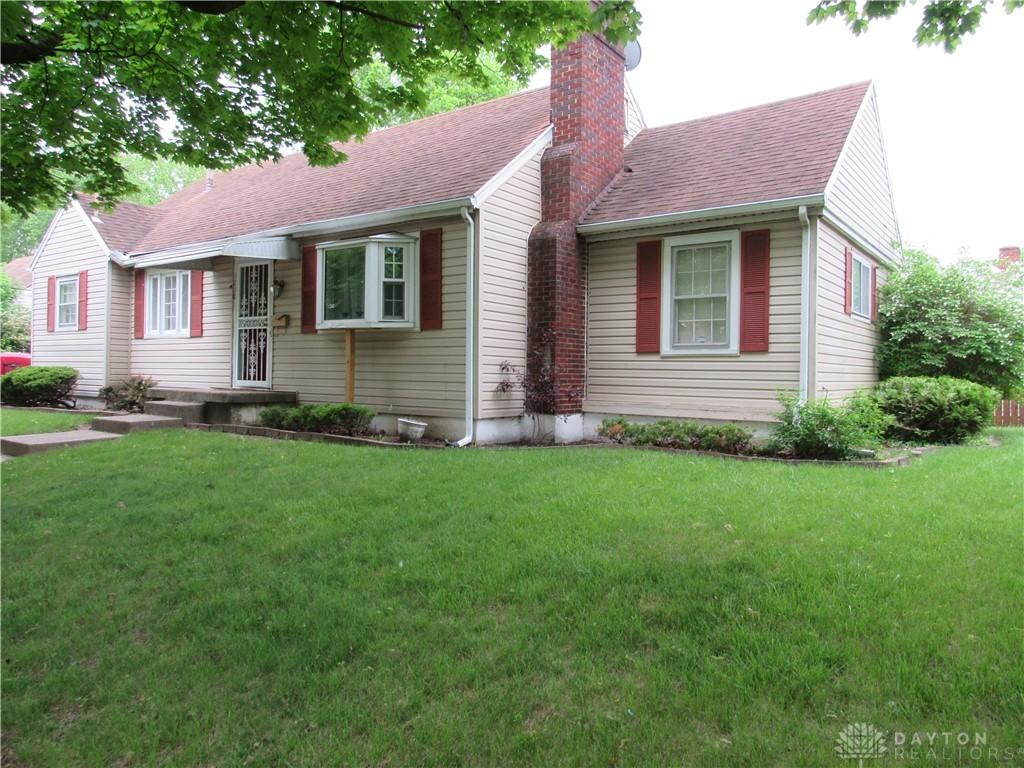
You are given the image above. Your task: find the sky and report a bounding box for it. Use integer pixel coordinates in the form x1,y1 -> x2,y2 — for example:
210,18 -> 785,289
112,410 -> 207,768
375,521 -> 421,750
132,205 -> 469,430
530,0 -> 1023,264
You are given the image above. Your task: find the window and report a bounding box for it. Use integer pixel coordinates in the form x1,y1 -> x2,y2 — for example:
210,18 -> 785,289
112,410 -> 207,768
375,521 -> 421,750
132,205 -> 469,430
146,270 -> 191,336
851,255 -> 872,318
317,235 -> 416,329
56,275 -> 78,330
661,230 -> 741,354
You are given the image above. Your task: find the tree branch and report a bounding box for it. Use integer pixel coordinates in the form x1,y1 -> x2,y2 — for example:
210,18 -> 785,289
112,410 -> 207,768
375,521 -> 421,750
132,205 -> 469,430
174,1 -> 247,15
322,1 -> 424,31
0,33 -> 62,66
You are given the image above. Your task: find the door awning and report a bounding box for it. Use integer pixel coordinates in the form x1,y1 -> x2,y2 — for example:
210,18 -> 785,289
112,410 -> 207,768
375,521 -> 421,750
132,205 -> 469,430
125,236 -> 299,270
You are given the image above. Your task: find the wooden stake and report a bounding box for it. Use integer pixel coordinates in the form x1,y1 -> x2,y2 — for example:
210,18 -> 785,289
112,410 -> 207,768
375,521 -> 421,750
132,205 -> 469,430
345,328 -> 356,403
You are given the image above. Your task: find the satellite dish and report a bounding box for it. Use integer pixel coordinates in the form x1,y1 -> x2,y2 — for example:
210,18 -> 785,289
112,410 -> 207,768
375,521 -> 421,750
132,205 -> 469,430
624,39 -> 642,71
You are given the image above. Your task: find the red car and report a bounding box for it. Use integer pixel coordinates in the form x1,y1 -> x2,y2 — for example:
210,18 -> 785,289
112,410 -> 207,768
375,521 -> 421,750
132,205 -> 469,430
1,353 -> 31,375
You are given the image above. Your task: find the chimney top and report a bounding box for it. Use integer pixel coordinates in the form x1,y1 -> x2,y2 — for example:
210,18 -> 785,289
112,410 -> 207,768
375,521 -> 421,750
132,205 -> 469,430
998,246 -> 1021,270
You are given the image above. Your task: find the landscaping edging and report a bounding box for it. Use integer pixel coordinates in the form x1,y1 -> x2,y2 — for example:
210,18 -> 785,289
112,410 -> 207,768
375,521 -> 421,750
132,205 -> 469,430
183,422 -> 948,466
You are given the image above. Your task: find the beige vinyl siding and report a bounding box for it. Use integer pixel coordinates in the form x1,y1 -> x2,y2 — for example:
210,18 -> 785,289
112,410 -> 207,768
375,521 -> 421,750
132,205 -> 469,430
815,220 -> 884,400
129,258 -> 233,389
476,143 -> 544,419
584,220 -> 803,423
30,206 -> 109,396
272,217 -> 467,419
107,264 -> 132,382
826,87 -> 900,261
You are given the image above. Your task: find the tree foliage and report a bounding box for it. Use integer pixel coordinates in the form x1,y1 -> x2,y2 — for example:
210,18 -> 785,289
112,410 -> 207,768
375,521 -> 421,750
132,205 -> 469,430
0,270 -> 31,351
808,0 -> 1021,51
0,0 -> 640,215
878,249 -> 1024,395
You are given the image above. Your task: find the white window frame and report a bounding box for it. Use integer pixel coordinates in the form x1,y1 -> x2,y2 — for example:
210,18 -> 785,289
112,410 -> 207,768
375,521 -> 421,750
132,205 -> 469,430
55,275 -> 79,331
145,269 -> 191,338
851,253 -> 872,320
660,229 -> 741,356
316,233 -> 418,330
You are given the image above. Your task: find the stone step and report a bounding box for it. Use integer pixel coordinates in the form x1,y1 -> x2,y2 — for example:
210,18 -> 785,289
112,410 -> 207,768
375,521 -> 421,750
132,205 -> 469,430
147,387 -> 297,404
144,400 -> 205,423
91,414 -> 184,434
1,430 -> 121,457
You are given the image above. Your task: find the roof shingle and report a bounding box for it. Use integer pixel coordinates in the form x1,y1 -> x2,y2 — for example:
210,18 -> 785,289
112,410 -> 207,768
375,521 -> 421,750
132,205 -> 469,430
581,81 -> 870,225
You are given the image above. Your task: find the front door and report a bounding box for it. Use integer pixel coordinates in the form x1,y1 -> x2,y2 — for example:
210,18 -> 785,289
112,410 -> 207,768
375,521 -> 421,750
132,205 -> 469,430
233,260 -> 273,388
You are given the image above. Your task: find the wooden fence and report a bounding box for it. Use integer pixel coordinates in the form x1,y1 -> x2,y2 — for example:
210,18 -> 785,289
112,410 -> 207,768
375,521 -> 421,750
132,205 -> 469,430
994,400 -> 1023,426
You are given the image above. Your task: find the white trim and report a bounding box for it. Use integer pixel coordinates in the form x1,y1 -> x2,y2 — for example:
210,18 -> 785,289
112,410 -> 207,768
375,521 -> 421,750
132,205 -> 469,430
456,207 -> 476,446
820,207 -> 897,268
144,268 -> 192,338
232,259 -> 274,388
30,197 -> 111,272
255,197 -> 472,241
798,205 -> 811,401
130,236 -> 297,269
576,194 -> 826,236
103,260 -> 112,387
471,127 -> 553,208
315,235 -> 418,330
54,274 -> 79,331
659,229 -> 741,356
850,252 -> 872,319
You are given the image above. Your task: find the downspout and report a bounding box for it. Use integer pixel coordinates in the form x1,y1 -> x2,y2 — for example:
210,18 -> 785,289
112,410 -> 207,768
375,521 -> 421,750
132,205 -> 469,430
798,205 -> 811,402
455,206 -> 476,446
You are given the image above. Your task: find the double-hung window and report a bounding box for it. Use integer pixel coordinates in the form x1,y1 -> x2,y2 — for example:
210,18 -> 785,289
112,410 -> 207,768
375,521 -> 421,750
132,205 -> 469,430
851,254 -> 872,318
317,235 -> 416,329
56,275 -> 78,330
661,230 -> 741,354
146,269 -> 191,337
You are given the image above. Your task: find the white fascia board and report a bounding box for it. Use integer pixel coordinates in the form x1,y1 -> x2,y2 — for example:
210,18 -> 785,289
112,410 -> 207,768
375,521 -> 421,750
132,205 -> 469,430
576,194 -> 826,237
29,197 -> 111,271
471,126 -> 553,208
820,206 -> 899,269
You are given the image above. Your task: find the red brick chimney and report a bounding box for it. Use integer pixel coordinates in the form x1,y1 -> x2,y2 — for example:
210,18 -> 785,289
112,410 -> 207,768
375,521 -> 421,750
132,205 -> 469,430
527,32 -> 625,421
998,246 -> 1021,270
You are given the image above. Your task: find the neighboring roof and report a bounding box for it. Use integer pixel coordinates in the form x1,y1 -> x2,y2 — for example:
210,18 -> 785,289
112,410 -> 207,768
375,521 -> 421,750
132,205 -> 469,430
76,194 -> 166,253
581,81 -> 871,226
5,256 -> 32,287
82,87 -> 552,255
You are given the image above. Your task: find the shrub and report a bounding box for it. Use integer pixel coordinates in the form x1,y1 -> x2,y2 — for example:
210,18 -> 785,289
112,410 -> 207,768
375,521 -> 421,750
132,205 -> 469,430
0,365 -> 78,407
598,418 -> 754,455
259,403 -> 375,435
874,376 -> 999,444
98,376 -> 156,412
768,392 -> 888,461
878,249 -> 1024,395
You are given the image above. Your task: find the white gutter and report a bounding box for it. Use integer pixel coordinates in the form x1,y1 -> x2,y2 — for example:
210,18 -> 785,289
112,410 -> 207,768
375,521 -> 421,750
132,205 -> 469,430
456,206 -> 477,447
254,197 -> 473,240
576,194 -> 826,236
798,205 -> 811,402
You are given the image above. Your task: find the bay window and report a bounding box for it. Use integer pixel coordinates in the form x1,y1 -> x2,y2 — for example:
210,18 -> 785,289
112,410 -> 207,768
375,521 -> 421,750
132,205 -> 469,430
146,269 -> 191,337
317,235 -> 416,328
661,229 -> 741,354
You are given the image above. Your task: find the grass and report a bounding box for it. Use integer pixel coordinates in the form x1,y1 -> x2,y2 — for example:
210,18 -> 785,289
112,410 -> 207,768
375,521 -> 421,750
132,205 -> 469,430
0,407 -> 95,436
2,429 -> 1022,767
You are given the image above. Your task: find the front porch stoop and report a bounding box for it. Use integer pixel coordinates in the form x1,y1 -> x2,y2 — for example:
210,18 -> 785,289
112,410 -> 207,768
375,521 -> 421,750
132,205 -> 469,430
91,414 -> 184,434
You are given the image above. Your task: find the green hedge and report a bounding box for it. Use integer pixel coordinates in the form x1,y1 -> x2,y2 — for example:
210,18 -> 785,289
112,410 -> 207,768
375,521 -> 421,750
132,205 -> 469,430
874,376 -> 999,444
259,403 -> 375,435
767,391 -> 891,461
0,366 -> 79,407
598,418 -> 754,455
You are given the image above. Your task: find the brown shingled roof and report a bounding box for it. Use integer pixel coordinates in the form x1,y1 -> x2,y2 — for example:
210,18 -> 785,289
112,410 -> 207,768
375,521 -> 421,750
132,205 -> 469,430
581,81 -> 870,226
5,255 -> 32,287
87,87 -> 552,255
76,194 -> 166,253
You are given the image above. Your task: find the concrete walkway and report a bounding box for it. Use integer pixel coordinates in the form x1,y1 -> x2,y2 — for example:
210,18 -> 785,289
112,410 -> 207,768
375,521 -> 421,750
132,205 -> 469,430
1,414 -> 182,458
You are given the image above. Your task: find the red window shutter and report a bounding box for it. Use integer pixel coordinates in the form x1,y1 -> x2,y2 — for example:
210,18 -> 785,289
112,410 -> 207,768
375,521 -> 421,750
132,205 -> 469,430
870,264 -> 878,322
46,276 -> 56,332
134,269 -> 146,339
190,270 -> 204,337
739,230 -> 771,353
301,245 -> 318,334
635,240 -> 661,353
419,228 -> 443,330
843,246 -> 853,315
77,270 -> 88,330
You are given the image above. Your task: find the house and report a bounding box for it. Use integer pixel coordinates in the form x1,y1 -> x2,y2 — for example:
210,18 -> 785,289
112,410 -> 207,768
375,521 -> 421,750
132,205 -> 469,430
4,256 -> 33,310
29,32 -> 899,443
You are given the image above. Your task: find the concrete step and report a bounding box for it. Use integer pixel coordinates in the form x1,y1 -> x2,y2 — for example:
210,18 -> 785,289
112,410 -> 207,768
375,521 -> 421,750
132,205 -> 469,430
148,387 -> 297,404
144,400 -> 205,423
91,414 -> 184,434
1,430 -> 121,457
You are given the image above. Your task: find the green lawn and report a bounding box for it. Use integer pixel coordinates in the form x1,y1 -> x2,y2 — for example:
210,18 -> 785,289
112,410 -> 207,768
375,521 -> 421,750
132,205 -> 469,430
0,407 -> 95,436
2,429 -> 1022,767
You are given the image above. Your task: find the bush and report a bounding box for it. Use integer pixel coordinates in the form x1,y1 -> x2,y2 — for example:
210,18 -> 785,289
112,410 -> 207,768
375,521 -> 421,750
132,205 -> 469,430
879,249 -> 1024,395
768,392 -> 889,461
874,376 -> 999,444
598,417 -> 754,455
98,376 -> 156,412
259,403 -> 375,435
0,365 -> 78,407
